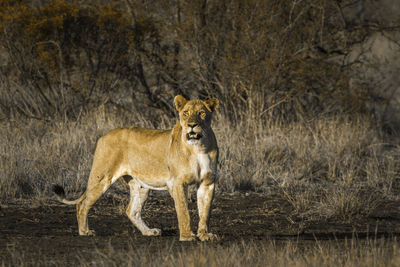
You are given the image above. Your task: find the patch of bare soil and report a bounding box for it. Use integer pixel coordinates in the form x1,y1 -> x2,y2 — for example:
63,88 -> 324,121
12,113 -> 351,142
1,192 -> 400,265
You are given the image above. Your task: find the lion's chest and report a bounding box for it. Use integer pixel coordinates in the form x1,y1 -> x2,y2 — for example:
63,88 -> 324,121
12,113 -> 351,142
191,153 -> 213,183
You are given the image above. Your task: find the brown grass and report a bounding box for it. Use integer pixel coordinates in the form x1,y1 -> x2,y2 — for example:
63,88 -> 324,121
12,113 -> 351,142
1,95 -> 399,223
4,237 -> 400,266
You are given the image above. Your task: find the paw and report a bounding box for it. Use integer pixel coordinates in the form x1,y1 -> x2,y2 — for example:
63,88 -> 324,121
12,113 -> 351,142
197,232 -> 218,241
143,228 -> 161,236
80,229 -> 96,236
179,232 -> 196,241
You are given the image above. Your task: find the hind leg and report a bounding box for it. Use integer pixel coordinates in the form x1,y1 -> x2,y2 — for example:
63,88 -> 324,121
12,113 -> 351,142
76,135 -> 127,236
77,173 -> 120,236
126,179 -> 161,236
76,178 -> 108,236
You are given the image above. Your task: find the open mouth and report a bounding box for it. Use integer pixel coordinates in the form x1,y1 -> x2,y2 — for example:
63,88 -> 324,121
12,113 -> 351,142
186,132 -> 202,140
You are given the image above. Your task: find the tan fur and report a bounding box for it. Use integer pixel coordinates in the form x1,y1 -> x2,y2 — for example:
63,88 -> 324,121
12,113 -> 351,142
55,95 -> 219,241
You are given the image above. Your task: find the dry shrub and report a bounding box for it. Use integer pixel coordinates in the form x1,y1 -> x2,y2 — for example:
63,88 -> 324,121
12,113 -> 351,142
0,0 -> 161,119
0,0 -> 379,122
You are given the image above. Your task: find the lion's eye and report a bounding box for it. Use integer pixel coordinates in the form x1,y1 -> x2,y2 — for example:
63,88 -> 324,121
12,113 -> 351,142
200,111 -> 206,118
183,111 -> 189,117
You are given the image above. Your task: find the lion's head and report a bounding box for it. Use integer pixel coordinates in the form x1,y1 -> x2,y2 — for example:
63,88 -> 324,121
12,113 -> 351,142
174,95 -> 219,145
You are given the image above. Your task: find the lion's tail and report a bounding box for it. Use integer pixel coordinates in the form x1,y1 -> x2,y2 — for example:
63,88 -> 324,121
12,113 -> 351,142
52,185 -> 85,205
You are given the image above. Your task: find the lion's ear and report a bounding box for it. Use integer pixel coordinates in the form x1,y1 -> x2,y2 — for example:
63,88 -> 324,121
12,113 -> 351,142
204,98 -> 219,112
174,95 -> 187,111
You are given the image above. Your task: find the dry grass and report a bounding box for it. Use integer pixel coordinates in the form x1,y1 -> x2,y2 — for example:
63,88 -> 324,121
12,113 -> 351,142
0,106 -> 172,202
4,237 -> 400,266
1,96 -> 400,222
84,238 -> 400,267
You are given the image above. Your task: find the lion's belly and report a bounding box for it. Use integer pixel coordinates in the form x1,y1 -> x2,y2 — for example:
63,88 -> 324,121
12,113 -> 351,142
128,163 -> 170,190
110,160 -> 170,190
133,176 -> 169,190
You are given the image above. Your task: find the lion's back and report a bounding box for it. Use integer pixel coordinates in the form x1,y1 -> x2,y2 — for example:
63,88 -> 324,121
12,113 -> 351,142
99,126 -> 171,157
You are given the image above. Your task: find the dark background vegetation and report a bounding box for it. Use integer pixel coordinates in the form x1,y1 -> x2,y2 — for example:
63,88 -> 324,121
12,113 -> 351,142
1,0 -> 398,122
1,0 -> 400,230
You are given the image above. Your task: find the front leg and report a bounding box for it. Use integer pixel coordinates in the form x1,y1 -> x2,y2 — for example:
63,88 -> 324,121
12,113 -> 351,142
197,181 -> 217,241
168,182 -> 195,241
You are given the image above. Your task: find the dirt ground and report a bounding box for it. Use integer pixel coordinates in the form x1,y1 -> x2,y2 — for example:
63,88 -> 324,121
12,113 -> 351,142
2,192 -> 400,265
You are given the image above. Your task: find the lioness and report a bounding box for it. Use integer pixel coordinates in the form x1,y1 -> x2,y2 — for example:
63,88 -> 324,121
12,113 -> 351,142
54,95 -> 219,241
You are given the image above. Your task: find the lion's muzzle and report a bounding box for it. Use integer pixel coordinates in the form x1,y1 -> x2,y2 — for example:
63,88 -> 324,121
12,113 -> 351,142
186,132 -> 202,140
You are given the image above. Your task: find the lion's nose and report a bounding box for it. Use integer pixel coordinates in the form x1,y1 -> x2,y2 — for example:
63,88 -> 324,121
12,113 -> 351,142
188,123 -> 198,129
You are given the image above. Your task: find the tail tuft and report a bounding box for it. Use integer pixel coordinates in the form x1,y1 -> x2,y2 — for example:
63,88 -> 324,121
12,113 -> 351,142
53,184 -> 66,198
52,184 -> 82,205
